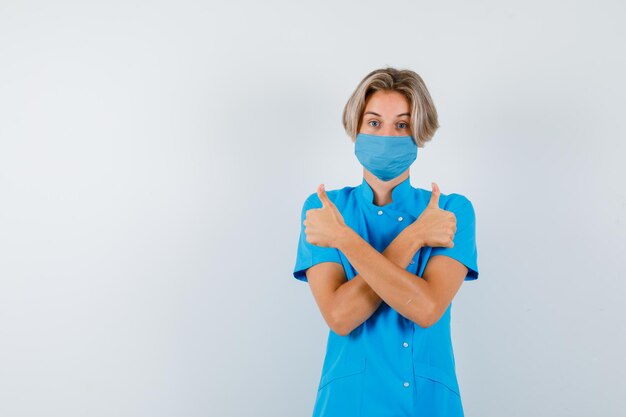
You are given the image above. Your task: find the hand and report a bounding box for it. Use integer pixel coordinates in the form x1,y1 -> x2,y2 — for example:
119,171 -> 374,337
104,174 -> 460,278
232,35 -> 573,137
411,182 -> 456,248
303,184 -> 349,248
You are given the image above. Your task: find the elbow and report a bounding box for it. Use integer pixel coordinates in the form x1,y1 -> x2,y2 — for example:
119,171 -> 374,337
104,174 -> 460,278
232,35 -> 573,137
419,315 -> 437,329
412,302 -> 440,329
329,309 -> 354,336
413,315 -> 433,329
332,324 -> 351,337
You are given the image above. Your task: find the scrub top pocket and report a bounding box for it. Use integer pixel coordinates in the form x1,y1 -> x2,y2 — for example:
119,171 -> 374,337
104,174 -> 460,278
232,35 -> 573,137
412,362 -> 464,416
314,356 -> 367,417
318,355 -> 367,390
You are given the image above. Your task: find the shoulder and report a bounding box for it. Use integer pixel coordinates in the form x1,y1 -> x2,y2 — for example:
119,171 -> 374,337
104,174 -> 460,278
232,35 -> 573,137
442,192 -> 473,208
440,192 -> 476,223
303,185 -> 355,209
416,188 -> 475,215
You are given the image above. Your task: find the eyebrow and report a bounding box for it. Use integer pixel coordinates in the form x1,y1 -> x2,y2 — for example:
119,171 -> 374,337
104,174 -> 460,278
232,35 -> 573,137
364,111 -> 411,117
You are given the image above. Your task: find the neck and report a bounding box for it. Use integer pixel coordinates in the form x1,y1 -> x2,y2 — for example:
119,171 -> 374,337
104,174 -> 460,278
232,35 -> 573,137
363,170 -> 409,206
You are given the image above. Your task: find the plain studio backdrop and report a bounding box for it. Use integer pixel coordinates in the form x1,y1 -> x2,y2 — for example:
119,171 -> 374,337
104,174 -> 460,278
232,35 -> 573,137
1,1 -> 624,416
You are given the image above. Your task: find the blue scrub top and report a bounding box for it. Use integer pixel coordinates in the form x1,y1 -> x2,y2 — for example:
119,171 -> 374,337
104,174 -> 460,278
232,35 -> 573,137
293,175 -> 479,417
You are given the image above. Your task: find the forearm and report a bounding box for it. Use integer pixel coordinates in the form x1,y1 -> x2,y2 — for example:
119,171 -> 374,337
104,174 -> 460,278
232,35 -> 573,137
335,225 -> 434,328
331,226 -> 424,335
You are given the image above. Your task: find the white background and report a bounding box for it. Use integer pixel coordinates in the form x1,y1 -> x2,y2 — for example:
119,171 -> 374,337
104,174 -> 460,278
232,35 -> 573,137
1,1 -> 624,416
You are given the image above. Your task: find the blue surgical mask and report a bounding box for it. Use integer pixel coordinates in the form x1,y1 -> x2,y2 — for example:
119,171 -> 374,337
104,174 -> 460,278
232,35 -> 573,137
354,133 -> 418,181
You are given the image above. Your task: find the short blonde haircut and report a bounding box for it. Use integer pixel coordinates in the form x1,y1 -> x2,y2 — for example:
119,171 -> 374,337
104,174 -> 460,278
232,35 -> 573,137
342,67 -> 439,147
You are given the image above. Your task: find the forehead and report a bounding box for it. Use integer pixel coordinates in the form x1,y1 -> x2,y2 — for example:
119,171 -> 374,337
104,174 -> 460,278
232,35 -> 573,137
363,90 -> 410,114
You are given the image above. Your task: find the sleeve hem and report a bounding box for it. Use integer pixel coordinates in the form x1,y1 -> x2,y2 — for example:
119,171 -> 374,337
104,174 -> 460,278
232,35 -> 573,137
429,252 -> 479,281
293,258 -> 343,282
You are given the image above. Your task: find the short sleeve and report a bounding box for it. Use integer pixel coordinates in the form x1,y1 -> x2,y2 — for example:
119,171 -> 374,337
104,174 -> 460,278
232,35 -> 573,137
292,193 -> 343,282
429,194 -> 479,281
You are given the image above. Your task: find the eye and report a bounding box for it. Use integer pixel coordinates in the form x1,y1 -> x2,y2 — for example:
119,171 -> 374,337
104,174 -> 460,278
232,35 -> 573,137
368,120 -> 380,127
397,122 -> 408,129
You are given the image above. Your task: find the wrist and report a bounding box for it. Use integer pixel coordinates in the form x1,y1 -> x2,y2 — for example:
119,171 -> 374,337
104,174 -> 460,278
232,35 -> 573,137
407,223 -> 425,251
333,224 -> 355,251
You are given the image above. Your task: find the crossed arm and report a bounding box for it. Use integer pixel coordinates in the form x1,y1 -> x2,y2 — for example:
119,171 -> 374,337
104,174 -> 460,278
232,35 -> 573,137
306,223 -> 468,335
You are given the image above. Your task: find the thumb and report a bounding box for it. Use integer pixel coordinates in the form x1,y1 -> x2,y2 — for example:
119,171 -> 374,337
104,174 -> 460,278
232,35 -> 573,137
317,184 -> 332,207
427,182 -> 441,209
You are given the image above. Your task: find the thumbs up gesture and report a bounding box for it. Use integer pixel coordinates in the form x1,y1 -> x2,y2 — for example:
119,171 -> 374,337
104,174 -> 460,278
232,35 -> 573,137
411,182 -> 457,248
303,184 -> 349,248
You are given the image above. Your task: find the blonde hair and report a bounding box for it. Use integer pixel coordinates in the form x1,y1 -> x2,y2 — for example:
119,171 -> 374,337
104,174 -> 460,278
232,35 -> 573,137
342,67 -> 439,147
